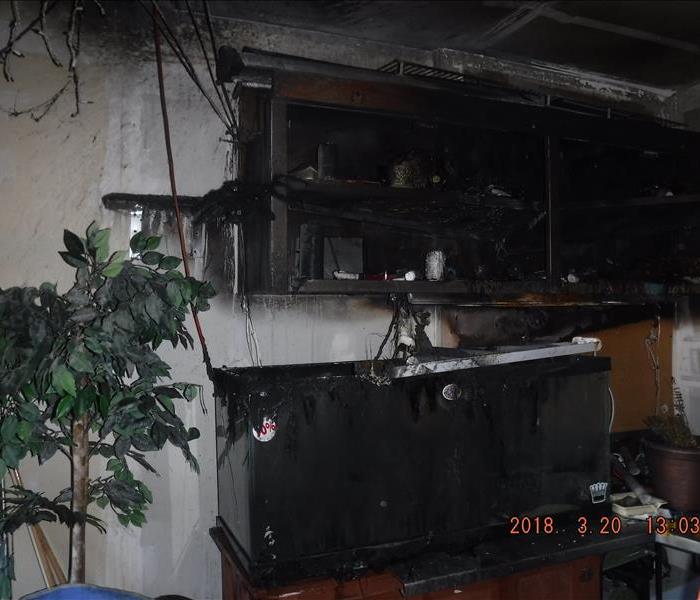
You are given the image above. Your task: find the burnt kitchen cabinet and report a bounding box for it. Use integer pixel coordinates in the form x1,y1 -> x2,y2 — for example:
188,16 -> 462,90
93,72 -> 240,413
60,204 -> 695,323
502,556 -> 600,600
215,536 -> 601,600
214,355 -> 610,586
234,57 -> 700,301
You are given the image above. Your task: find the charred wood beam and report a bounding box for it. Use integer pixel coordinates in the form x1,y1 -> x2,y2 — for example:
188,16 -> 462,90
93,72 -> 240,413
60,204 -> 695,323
297,277 -> 699,301
273,71 -> 698,152
287,203 -> 474,239
102,192 -> 201,212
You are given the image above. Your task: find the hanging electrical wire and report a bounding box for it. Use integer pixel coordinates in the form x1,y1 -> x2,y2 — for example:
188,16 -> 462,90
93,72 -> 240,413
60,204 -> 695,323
182,0 -> 233,127
137,0 -> 234,135
145,0 -> 263,368
201,0 -> 238,133
153,12 -> 215,410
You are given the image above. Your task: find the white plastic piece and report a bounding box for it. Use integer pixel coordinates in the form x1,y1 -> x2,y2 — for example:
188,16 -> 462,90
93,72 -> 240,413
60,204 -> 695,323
252,417 -> 277,442
589,482 -> 608,504
333,270 -> 360,280
611,492 -> 666,518
425,250 -> 445,281
572,336 -> 603,352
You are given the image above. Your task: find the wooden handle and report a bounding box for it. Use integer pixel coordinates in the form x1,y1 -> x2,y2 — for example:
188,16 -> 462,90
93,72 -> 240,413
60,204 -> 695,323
8,469 -> 67,586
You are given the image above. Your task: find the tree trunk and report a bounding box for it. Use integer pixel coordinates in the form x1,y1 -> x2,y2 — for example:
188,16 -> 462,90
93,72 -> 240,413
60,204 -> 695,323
70,414 -> 89,583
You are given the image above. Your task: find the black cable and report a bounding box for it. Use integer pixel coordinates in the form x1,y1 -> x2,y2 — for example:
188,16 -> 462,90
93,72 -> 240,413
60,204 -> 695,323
136,0 -> 231,130
183,0 -> 233,130
202,0 -> 238,133
374,297 -> 400,361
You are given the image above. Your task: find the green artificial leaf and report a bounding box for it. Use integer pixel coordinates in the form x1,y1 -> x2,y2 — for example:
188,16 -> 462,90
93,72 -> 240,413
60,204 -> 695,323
91,229 -> 111,263
51,365 -> 76,397
132,434 -> 157,452
59,252 -> 88,269
84,336 -> 103,354
106,479 -> 141,506
141,251 -> 163,266
69,351 -> 94,373
16,421 -> 32,442
187,427 -> 200,441
165,270 -> 183,281
145,236 -> 161,251
114,436 -> 130,459
106,458 -> 122,472
115,467 -> 134,483
21,383 -> 38,401
130,511 -> 146,527
137,481 -> 153,504
150,421 -> 168,448
1,416 -> 18,442
129,231 -> 147,253
144,294 -> 163,324
96,496 -> 109,509
0,458 -> 6,480
66,288 -> 91,307
2,445 -> 25,469
1,574 -> 13,600
54,487 -> 72,503
199,281 -> 216,299
63,230 -> 85,256
75,387 -> 96,416
38,442 -> 58,463
157,395 -> 175,415
86,221 -> 98,240
153,386 -> 181,399
70,307 -> 98,323
117,514 -> 130,527
183,384 -> 198,402
159,256 -> 181,270
18,402 -> 40,421
179,279 -> 193,303
165,280 -> 182,307
102,260 -> 124,279
54,396 -> 74,420
98,395 -> 109,419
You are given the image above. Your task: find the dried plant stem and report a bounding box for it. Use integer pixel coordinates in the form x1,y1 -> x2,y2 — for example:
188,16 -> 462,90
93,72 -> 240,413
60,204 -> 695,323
65,0 -> 84,117
33,0 -> 62,67
2,0 -> 24,82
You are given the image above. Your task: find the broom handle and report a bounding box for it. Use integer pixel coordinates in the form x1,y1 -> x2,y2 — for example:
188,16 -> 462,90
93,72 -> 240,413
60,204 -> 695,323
9,469 -> 66,586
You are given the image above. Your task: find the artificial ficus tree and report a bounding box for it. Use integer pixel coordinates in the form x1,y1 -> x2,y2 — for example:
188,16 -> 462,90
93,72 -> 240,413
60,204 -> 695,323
0,223 -> 215,596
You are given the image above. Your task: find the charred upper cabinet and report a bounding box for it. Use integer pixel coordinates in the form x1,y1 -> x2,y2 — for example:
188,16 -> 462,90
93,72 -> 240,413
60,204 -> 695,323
235,58 -> 700,297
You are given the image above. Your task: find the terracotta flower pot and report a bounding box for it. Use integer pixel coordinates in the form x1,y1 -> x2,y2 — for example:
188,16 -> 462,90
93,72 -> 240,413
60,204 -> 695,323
645,438 -> 700,512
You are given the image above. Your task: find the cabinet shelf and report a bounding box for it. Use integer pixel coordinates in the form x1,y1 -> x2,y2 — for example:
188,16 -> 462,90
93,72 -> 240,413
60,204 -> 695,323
295,278 -> 699,304
281,179 -> 534,210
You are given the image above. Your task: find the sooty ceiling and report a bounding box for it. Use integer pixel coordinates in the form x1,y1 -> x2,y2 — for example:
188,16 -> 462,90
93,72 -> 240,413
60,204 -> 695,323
204,0 -> 700,90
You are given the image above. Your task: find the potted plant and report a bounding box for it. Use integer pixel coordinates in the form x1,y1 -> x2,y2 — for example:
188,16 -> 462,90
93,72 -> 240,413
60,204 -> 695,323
0,223 -> 215,598
645,381 -> 700,512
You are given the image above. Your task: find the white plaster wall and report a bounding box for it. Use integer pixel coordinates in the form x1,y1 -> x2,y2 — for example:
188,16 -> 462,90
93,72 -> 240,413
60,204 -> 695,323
0,17 -> 451,600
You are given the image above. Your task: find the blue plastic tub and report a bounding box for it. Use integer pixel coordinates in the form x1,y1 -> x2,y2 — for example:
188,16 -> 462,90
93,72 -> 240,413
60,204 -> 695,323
21,584 -> 152,600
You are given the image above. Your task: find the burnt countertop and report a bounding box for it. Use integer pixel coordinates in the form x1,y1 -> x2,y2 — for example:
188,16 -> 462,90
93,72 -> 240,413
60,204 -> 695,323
392,520 -> 652,596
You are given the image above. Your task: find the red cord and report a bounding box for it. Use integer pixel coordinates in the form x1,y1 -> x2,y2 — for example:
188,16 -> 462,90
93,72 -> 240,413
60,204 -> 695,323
153,13 -> 214,398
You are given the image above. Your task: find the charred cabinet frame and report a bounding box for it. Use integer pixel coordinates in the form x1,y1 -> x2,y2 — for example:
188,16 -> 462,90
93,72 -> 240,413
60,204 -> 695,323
236,63 -> 700,299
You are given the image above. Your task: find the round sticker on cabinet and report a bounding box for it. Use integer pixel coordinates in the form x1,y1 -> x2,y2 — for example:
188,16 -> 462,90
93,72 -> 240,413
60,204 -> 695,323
252,417 -> 277,442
